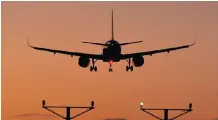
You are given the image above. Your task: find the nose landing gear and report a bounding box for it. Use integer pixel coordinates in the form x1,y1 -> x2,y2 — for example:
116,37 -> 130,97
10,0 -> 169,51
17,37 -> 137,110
90,58 -> 97,72
109,68 -> 113,72
126,58 -> 133,72
109,61 -> 113,72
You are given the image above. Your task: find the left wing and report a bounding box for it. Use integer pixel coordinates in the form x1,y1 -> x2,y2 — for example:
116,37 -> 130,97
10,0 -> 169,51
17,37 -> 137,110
121,42 -> 195,59
27,40 -> 103,60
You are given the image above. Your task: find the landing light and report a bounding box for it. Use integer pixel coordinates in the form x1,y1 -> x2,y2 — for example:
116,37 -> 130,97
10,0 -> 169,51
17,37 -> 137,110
109,60 -> 113,65
140,102 -> 144,109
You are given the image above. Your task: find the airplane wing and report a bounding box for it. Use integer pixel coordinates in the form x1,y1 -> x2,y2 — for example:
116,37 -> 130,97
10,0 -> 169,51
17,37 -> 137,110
120,41 -> 143,46
27,41 -> 103,60
120,42 -> 195,59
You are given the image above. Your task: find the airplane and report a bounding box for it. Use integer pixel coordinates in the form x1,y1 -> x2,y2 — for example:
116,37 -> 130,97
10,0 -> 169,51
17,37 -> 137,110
28,10 -> 195,72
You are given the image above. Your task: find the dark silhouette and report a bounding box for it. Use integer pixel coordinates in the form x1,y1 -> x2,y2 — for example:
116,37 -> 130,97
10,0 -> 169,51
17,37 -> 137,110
27,9 -> 195,72
42,100 -> 95,120
140,102 -> 193,120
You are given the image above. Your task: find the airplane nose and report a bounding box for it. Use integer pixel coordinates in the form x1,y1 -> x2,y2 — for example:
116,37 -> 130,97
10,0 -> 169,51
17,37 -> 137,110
109,60 -> 113,65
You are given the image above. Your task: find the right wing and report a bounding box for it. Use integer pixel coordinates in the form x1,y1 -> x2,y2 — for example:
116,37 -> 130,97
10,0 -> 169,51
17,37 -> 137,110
120,41 -> 143,46
121,42 -> 195,59
27,40 -> 103,60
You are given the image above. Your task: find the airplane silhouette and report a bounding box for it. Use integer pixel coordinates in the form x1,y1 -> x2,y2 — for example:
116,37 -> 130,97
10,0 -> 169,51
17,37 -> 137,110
28,10 -> 195,72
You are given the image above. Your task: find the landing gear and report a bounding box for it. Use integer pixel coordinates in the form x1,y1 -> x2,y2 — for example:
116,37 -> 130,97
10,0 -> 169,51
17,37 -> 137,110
126,66 -> 133,71
109,68 -> 113,72
90,58 -> 97,72
90,66 -> 97,72
109,62 -> 113,72
126,58 -> 133,72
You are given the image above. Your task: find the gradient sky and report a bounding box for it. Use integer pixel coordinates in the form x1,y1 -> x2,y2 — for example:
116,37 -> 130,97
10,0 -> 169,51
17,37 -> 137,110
2,1 -> 218,120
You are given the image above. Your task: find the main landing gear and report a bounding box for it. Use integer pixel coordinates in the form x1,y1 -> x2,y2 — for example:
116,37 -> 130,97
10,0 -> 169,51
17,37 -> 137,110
126,58 -> 133,72
90,58 -> 97,72
109,63 -> 113,72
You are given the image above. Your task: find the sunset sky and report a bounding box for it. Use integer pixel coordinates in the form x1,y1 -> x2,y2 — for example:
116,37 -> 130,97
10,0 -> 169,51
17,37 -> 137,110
2,1 -> 218,120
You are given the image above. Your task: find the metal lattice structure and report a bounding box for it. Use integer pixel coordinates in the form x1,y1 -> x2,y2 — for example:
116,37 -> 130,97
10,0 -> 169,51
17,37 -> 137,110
140,102 -> 193,120
42,100 -> 95,120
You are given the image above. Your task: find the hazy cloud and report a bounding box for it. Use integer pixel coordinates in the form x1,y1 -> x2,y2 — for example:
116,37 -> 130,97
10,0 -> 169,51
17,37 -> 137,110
105,118 -> 127,120
15,113 -> 54,118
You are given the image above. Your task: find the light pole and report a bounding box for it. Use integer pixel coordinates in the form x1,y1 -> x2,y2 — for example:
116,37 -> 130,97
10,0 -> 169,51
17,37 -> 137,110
140,102 -> 193,120
42,100 -> 95,120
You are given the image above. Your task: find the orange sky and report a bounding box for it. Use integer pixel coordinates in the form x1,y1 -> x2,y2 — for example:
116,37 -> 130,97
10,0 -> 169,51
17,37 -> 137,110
2,1 -> 218,120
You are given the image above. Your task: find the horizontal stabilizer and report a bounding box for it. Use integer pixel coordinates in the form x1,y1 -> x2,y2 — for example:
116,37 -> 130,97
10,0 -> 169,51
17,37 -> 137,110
82,41 -> 106,46
120,41 -> 143,46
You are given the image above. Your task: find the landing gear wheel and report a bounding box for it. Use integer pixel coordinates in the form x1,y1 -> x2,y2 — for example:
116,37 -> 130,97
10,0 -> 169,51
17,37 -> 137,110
90,66 -> 93,72
109,68 -> 113,72
126,66 -> 133,72
125,58 -> 134,72
130,66 -> 133,71
126,66 -> 129,71
94,66 -> 97,71
90,58 -> 98,72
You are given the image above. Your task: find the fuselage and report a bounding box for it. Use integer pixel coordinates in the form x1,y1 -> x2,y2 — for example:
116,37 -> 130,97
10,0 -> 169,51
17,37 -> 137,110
102,40 -> 121,62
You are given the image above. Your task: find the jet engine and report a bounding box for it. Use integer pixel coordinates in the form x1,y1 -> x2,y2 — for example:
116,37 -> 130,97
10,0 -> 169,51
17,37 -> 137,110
132,55 -> 144,67
78,56 -> 90,68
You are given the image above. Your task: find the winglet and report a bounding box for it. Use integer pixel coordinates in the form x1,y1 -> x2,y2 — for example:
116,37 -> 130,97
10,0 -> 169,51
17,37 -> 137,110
27,36 -> 33,48
190,40 -> 195,46
190,35 -> 196,46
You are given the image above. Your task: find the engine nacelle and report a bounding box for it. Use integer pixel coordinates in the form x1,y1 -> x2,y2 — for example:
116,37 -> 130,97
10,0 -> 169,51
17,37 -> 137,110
132,55 -> 144,67
78,56 -> 90,68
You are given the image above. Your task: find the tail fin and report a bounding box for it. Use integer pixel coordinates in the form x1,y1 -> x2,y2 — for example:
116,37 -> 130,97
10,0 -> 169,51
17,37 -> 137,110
120,41 -> 143,46
111,9 -> 114,40
81,10 -> 115,46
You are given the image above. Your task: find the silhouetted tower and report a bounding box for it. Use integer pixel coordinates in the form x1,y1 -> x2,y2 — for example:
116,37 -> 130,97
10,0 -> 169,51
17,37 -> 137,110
140,102 -> 193,120
42,100 -> 95,120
